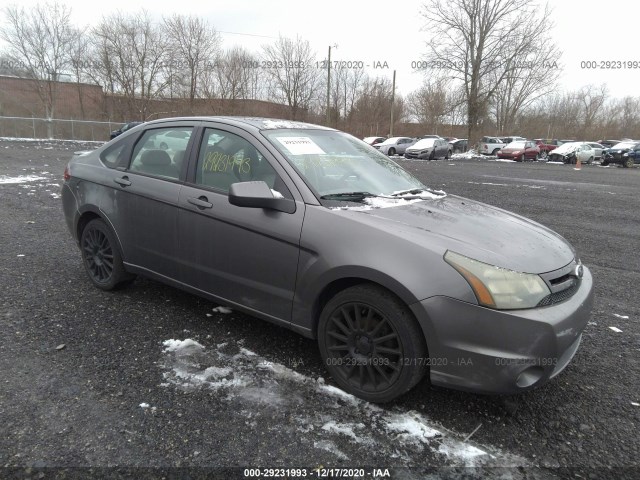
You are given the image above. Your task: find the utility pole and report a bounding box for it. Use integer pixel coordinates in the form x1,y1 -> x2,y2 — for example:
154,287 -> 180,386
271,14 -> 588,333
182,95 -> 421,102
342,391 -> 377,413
326,45 -> 332,126
389,70 -> 396,136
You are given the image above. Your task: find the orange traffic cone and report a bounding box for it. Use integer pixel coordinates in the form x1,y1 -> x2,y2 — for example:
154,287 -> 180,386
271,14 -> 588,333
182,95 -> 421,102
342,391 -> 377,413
574,157 -> 581,170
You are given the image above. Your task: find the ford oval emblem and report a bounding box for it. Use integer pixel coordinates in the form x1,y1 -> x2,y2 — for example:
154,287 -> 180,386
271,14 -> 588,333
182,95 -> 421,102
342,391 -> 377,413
574,264 -> 584,278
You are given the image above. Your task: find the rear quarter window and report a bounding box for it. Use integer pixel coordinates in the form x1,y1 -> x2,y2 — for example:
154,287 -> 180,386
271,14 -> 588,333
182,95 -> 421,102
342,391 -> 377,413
100,141 -> 129,168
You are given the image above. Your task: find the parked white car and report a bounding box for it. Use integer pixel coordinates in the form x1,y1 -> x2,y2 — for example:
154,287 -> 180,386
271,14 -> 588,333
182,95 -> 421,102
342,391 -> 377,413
479,136 -> 505,155
150,129 -> 192,152
586,142 -> 605,159
548,142 -> 595,164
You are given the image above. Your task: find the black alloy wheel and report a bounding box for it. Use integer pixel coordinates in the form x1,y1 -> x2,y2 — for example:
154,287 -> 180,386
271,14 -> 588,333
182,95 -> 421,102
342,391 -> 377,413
80,219 -> 134,290
318,284 -> 427,403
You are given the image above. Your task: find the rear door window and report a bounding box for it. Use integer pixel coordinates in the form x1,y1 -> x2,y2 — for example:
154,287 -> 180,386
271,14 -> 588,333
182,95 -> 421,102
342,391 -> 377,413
129,127 -> 194,180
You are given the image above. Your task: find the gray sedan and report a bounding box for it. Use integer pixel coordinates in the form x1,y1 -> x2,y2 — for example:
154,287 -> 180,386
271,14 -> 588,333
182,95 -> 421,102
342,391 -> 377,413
62,117 -> 594,403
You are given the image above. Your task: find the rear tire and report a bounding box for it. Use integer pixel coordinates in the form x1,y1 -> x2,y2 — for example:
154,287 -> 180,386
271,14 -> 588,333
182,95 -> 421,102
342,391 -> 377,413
601,159 -> 609,166
491,148 -> 500,155
318,284 -> 428,403
80,219 -> 134,291
388,147 -> 396,156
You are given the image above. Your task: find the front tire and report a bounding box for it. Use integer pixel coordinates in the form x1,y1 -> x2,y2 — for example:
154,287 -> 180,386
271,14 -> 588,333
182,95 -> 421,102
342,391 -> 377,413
80,219 -> 134,291
387,148 -> 396,156
624,157 -> 634,168
318,284 -> 428,403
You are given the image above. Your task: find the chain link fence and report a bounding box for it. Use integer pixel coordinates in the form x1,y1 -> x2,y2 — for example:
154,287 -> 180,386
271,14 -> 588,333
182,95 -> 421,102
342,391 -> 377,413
0,116 -> 119,141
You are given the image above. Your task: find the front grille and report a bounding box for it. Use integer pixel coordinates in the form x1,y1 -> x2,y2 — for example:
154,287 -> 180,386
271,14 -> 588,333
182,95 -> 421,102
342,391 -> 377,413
537,278 -> 580,307
537,260 -> 582,307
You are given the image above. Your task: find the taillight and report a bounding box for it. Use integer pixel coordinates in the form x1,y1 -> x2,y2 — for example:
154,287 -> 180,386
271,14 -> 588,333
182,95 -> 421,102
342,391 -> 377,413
63,164 -> 70,181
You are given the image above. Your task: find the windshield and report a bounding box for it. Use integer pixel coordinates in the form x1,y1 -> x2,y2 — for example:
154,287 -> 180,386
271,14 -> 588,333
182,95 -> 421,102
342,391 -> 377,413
262,130 -> 427,200
505,141 -> 526,149
411,138 -> 436,149
379,137 -> 403,145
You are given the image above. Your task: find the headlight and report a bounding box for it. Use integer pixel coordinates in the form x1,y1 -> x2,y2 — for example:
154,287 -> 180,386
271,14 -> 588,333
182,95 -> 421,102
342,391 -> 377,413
444,251 -> 551,309
623,152 -> 629,157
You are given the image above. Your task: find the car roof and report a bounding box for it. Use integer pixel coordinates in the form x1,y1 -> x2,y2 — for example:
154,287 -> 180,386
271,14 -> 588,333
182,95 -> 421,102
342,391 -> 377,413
142,116 -> 335,133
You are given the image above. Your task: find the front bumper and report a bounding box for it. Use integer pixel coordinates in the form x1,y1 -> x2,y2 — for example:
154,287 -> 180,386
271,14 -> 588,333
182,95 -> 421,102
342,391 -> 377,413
404,150 -> 431,159
409,266 -> 594,394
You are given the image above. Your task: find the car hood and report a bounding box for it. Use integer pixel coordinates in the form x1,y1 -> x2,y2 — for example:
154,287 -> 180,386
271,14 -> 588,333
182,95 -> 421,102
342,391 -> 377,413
350,195 -> 575,274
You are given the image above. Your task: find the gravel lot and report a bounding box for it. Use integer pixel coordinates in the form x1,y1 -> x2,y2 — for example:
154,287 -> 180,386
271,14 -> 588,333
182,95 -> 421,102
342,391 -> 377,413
1,140 -> 638,479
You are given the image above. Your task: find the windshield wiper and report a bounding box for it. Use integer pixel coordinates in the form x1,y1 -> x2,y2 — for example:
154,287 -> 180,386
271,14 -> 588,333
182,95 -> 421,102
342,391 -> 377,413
320,192 -> 379,200
390,188 -> 430,197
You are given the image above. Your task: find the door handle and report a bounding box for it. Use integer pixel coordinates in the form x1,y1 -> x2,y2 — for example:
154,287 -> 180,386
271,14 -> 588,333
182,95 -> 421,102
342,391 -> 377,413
188,196 -> 213,209
114,176 -> 131,187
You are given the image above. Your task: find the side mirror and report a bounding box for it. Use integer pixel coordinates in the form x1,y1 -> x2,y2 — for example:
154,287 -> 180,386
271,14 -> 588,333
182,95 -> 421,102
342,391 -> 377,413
229,181 -> 295,214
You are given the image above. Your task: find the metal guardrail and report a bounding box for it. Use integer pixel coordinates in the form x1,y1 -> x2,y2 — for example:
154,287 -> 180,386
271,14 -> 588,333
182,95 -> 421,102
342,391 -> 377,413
0,116 -> 119,141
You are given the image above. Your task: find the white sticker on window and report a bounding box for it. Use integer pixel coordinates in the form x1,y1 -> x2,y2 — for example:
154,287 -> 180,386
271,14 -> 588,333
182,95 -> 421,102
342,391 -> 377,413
276,137 -> 325,155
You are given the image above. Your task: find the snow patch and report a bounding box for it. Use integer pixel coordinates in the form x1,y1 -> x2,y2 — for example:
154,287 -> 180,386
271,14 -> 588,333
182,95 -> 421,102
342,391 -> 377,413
212,306 -> 233,314
331,190 -> 446,211
613,314 -> 629,319
0,175 -> 48,184
608,327 -> 623,333
159,339 -> 528,468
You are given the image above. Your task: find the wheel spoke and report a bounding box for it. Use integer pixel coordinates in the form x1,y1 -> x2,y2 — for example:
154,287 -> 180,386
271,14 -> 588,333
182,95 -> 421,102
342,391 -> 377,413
366,365 -> 378,388
354,305 -> 363,330
373,333 -> 398,345
340,307 -> 355,331
369,316 -> 388,337
327,330 -> 348,343
331,316 -> 351,336
374,363 -> 391,383
328,344 -> 349,352
363,308 -> 374,332
376,346 -> 402,356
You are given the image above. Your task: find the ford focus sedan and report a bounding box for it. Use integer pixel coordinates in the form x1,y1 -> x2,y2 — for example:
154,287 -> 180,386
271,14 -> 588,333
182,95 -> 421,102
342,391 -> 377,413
61,117 -> 594,403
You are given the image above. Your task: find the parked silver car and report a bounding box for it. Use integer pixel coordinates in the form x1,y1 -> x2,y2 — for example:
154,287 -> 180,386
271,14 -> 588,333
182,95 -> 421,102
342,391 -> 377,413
62,117 -> 594,403
404,138 -> 451,160
374,136 -> 417,156
586,142 -> 605,159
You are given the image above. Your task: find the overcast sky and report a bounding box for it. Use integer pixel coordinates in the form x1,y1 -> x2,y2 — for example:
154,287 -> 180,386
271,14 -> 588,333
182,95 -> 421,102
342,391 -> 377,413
5,0 -> 640,99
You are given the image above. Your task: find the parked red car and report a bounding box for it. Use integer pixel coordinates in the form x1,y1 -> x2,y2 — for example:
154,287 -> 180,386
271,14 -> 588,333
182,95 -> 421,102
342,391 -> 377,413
533,139 -> 558,159
497,141 -> 540,161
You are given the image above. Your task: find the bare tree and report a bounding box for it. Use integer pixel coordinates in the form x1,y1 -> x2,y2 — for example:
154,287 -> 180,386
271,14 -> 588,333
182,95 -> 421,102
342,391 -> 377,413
0,1 -> 74,136
350,75 -> 403,137
163,14 -> 219,108
68,26 -> 92,119
261,36 -> 320,120
214,47 -> 260,101
93,11 -> 169,120
422,0 -> 562,144
490,27 -> 562,134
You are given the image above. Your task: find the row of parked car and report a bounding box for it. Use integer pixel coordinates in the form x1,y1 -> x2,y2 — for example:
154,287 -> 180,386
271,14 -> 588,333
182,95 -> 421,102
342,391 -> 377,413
480,136 -> 640,167
363,136 -> 468,160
